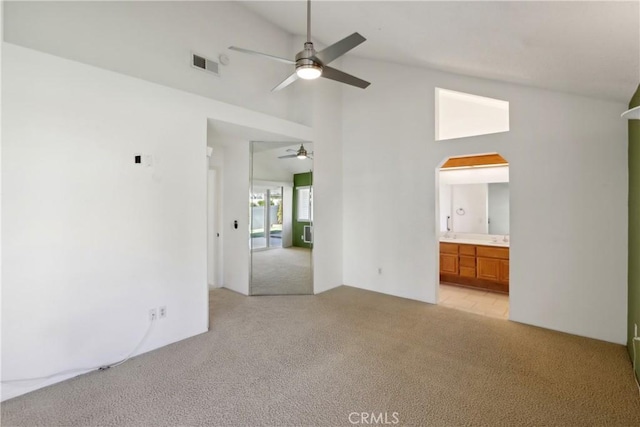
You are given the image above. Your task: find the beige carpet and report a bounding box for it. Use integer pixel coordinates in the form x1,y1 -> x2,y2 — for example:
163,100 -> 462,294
2,286 -> 640,426
250,247 -> 312,295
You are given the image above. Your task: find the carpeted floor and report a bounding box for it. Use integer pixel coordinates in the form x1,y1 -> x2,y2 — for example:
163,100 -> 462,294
2,286 -> 640,426
250,247 -> 312,295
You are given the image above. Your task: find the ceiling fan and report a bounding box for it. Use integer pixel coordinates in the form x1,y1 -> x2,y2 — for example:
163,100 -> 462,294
229,0 -> 370,91
278,144 -> 313,160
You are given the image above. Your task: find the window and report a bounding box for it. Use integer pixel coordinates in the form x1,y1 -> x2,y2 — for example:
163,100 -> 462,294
435,88 -> 509,141
297,186 -> 312,222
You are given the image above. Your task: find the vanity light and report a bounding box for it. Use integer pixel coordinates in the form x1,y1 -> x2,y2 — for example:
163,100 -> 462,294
622,106 -> 640,120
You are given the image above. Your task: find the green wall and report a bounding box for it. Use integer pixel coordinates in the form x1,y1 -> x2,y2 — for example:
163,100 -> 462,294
628,84 -> 640,376
292,172 -> 313,248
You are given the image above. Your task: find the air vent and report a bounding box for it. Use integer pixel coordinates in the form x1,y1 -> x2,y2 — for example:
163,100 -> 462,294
191,53 -> 219,76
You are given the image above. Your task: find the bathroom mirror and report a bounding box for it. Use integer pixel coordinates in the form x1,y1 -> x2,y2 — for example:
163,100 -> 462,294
249,141 -> 313,295
440,182 -> 510,235
488,183 -> 509,234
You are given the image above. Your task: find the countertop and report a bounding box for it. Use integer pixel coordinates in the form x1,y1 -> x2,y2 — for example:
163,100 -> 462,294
439,237 -> 509,248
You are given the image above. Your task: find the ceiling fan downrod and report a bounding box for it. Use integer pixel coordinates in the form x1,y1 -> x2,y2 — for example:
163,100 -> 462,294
297,0 -> 322,80
306,0 -> 311,43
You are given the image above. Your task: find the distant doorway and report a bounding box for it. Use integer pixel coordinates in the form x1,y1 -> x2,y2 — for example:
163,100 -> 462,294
250,186 -> 283,250
436,153 -> 510,319
249,141 -> 313,296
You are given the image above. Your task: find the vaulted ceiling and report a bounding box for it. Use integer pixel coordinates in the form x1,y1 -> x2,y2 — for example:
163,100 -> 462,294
242,0 -> 639,102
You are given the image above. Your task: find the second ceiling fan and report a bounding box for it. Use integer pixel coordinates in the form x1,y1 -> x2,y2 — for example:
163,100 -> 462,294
278,144 -> 313,160
229,0 -> 370,91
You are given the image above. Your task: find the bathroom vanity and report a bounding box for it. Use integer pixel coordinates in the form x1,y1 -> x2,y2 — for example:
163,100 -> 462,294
439,240 -> 509,294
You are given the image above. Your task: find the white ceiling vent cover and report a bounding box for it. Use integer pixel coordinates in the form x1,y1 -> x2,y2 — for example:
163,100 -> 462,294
191,53 -> 219,76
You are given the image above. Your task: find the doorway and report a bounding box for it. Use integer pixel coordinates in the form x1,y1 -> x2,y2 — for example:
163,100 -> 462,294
436,153 -> 510,319
249,141 -> 313,296
250,186 -> 283,250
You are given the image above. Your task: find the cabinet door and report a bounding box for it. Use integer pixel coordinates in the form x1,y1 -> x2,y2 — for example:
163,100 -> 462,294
499,260 -> 509,283
440,253 -> 459,275
477,257 -> 500,281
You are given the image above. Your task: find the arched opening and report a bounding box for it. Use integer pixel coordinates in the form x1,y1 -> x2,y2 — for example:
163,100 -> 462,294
435,153 -> 510,319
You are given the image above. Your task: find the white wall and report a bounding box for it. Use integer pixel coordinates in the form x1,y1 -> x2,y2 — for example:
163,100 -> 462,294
439,165 -> 509,185
3,1 -> 295,121
309,79 -> 344,294
1,43 -> 311,400
439,184 -> 452,233
252,149 -> 298,183
219,138 -> 251,295
342,56 -> 628,344
451,184 -> 488,234
2,44 -> 207,400
207,144 -> 225,289
207,169 -> 218,288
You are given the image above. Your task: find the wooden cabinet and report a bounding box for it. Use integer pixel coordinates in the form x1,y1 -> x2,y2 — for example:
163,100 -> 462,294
476,246 -> 509,260
459,253 -> 476,278
440,242 -> 509,294
440,253 -> 459,275
499,260 -> 509,284
439,242 -> 459,274
440,243 -> 459,255
477,257 -> 500,281
459,245 -> 476,256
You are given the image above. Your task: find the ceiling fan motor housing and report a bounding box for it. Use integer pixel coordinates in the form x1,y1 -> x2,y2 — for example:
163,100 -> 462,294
295,42 -> 323,77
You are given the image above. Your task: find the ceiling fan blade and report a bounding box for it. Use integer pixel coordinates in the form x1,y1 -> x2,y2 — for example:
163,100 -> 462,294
228,46 -> 295,65
278,154 -> 298,159
272,72 -> 299,91
286,149 -> 298,153
321,66 -> 370,89
314,32 -> 366,65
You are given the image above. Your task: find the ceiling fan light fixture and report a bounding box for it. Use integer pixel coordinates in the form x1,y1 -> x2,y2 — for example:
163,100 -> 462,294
296,145 -> 308,159
296,63 -> 322,80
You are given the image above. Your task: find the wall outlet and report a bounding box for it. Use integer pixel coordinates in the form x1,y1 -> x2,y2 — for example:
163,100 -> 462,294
149,308 -> 157,322
159,306 -> 167,319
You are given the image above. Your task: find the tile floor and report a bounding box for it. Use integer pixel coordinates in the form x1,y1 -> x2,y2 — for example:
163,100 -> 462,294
439,283 -> 509,319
